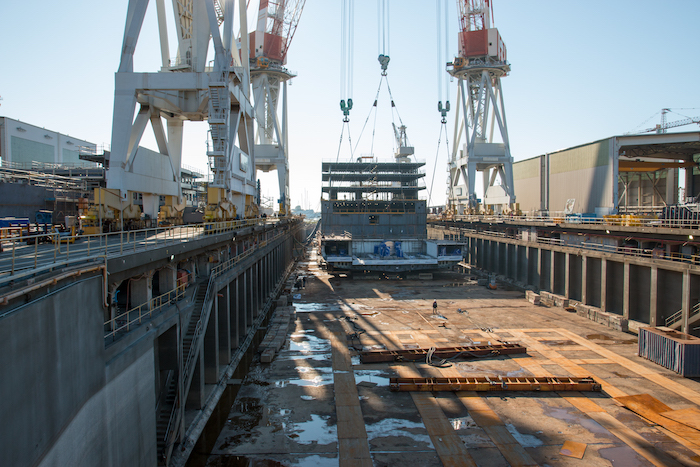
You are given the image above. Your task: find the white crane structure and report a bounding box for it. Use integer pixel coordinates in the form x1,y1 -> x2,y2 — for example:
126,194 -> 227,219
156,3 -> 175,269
107,0 -> 256,223
250,0 -> 305,216
642,108 -> 700,134
447,0 -> 515,214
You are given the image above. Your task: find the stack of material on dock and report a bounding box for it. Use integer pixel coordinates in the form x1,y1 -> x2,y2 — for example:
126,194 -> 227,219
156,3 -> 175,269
525,290 -> 540,305
539,291 -> 569,307
576,304 -> 629,332
259,305 -> 296,363
638,327 -> 700,376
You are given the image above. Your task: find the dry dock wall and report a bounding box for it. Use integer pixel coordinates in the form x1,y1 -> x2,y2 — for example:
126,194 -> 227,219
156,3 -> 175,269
0,275 -> 156,467
431,226 -> 700,334
0,221 -> 302,467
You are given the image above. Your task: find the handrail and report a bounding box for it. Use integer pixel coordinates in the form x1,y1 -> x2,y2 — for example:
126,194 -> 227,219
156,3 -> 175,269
182,229 -> 282,390
166,229 -> 288,456
167,258 -> 297,466
440,225 -> 700,268
103,277 -> 190,341
665,302 -> 700,327
0,218 -> 271,283
432,212 -> 700,229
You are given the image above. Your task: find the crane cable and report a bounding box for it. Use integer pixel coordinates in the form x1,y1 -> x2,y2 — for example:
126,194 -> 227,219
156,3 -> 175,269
436,0 -> 450,123
430,0 -> 451,208
339,0 -> 354,123
352,78 -> 384,157
428,121 -> 450,206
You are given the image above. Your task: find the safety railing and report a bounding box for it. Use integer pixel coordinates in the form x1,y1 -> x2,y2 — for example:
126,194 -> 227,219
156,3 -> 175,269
181,228 -> 286,390
435,213 -> 700,229
447,227 -> 700,267
0,218 -> 268,281
104,275 -> 191,342
100,226 -> 293,342
167,252 -> 296,463
665,302 -> 700,328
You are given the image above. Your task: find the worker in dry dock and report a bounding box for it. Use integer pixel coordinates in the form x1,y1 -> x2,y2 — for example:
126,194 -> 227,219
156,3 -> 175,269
432,300 -> 438,315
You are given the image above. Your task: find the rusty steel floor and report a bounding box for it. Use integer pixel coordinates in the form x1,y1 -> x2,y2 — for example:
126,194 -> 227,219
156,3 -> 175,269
191,250 -> 700,467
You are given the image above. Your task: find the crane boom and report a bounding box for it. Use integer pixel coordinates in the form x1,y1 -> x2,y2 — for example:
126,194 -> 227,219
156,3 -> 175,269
251,0 -> 306,65
641,116 -> 700,134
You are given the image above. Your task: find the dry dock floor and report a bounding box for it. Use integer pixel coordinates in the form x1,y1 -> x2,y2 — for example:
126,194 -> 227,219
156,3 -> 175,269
198,255 -> 700,467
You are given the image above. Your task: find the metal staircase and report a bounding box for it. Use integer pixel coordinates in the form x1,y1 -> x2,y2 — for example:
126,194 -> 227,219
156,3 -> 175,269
207,72 -> 230,188
157,280 -> 209,465
664,301 -> 700,330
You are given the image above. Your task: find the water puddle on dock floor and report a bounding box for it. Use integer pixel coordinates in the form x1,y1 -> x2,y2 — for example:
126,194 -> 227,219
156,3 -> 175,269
294,302 -> 341,313
365,418 -> 434,448
287,414 -> 337,445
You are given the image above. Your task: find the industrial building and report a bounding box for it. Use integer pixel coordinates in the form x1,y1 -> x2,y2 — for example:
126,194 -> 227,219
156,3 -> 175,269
0,116 -> 96,166
512,131 -> 700,215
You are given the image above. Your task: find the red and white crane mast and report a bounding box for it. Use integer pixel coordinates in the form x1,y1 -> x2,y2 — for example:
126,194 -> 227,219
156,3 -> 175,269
251,0 -> 306,216
447,0 -> 515,214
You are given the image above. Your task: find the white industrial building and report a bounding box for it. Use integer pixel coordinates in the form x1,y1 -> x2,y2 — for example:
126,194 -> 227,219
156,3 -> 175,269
512,131 -> 700,215
0,116 -> 96,166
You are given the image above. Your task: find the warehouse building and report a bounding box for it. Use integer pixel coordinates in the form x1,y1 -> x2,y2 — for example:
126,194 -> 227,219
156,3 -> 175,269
513,132 -> 700,215
0,116 -> 96,166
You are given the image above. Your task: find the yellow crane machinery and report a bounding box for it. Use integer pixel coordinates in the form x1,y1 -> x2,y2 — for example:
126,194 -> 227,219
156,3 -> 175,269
204,187 -> 237,222
158,195 -> 185,226
81,188 -> 141,234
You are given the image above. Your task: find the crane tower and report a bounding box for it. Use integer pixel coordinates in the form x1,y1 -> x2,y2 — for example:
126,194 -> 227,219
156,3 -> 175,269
250,0 -> 305,216
447,0 -> 515,214
107,0 -> 256,223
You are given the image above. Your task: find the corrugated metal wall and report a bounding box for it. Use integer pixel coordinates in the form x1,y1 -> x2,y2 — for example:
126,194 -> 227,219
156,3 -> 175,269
512,138 -> 615,214
513,157 -> 541,212
638,327 -> 700,377
548,139 -> 614,212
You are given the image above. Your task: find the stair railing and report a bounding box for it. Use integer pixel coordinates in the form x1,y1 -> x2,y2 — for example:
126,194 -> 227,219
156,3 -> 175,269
665,301 -> 700,328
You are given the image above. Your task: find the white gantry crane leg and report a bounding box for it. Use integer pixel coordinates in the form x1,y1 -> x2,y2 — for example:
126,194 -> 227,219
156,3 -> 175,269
107,0 -> 257,224
252,72 -> 291,216
447,0 -> 516,215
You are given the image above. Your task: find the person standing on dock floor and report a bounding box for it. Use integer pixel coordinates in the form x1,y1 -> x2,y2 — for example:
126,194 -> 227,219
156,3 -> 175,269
432,300 -> 438,315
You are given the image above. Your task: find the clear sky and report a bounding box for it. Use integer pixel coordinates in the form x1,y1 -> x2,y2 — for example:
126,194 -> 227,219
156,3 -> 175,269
1,0 -> 699,211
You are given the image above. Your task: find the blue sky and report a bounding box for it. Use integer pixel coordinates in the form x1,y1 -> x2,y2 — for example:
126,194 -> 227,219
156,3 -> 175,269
1,0 -> 699,210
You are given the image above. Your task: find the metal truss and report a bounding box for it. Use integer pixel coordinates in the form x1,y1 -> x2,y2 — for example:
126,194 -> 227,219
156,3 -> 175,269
448,65 -> 515,214
107,0 -> 256,219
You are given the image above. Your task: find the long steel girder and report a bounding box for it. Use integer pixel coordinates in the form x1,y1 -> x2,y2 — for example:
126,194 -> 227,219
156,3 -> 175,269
390,376 -> 602,392
449,69 -> 515,212
358,343 -> 526,363
109,0 -> 256,214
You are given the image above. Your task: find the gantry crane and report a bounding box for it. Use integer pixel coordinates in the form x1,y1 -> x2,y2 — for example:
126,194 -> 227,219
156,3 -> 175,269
447,0 -> 516,215
250,0 -> 306,216
107,0 -> 256,225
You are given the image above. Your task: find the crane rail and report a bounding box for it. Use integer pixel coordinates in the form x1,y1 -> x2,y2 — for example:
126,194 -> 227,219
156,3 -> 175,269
389,376 -> 602,392
359,343 -> 526,363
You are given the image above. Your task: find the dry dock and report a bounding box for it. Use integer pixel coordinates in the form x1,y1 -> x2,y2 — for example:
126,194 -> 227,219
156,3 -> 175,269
192,250 -> 700,466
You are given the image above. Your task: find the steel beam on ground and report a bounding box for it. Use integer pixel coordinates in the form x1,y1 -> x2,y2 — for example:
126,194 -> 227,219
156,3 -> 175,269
358,343 -> 526,363
389,376 -> 602,392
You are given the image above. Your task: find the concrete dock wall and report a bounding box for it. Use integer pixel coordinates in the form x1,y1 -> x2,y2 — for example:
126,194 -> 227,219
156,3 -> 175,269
0,220 -> 304,467
432,225 -> 700,334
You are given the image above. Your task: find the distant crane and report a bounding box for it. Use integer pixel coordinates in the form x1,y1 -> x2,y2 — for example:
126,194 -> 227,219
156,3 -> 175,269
446,0 -> 516,215
644,108 -> 700,134
627,108 -> 700,135
251,0 -> 306,216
